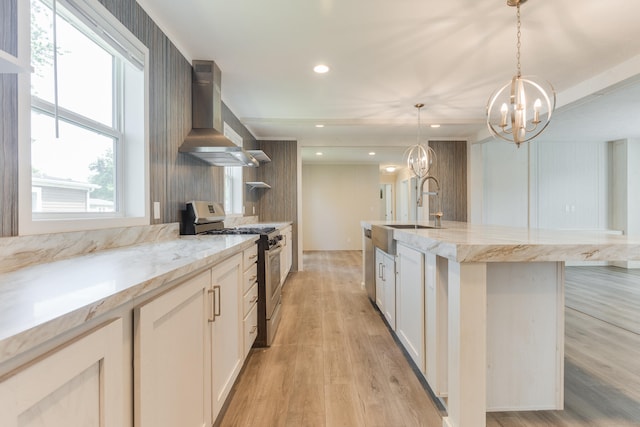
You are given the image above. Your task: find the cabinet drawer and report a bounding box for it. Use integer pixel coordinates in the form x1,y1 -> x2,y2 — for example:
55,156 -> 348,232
243,303 -> 258,357
243,263 -> 258,294
243,245 -> 258,270
243,282 -> 258,317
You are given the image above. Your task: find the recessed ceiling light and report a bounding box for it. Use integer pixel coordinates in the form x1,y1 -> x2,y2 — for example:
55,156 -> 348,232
316,152 -> 323,156
315,124 -> 325,128
430,124 -> 441,128
385,166 -> 396,173
369,152 -> 376,156
313,64 -> 330,74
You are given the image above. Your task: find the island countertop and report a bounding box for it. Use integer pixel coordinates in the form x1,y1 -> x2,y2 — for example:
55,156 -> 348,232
362,220 -> 640,263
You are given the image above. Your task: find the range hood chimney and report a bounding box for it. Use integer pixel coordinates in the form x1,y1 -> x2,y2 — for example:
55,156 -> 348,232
179,60 -> 258,167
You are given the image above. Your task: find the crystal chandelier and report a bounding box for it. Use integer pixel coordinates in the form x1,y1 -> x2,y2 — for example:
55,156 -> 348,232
486,0 -> 556,147
405,103 -> 436,178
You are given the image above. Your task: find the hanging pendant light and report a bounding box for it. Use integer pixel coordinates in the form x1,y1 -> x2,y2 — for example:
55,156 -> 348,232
405,103 -> 436,178
486,0 -> 556,147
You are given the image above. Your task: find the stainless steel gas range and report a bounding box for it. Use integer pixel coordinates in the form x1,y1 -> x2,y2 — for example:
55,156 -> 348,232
181,201 -> 283,347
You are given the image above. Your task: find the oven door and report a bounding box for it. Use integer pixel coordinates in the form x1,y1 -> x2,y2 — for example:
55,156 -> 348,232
264,243 -> 282,319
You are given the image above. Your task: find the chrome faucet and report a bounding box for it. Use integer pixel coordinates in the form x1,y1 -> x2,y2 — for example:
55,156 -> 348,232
417,175 -> 443,228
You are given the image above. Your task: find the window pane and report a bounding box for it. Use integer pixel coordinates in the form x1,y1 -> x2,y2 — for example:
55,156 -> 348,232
31,0 -> 114,126
31,110 -> 116,213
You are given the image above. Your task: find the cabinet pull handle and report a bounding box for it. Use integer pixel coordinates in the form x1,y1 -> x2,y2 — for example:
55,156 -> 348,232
378,262 -> 383,278
250,295 -> 258,304
382,264 -> 386,281
250,326 -> 257,334
208,289 -> 215,322
250,275 -> 257,282
214,285 -> 221,318
249,254 -> 258,260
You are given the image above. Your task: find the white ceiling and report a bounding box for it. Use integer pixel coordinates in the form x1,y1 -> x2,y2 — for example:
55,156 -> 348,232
136,0 -> 640,170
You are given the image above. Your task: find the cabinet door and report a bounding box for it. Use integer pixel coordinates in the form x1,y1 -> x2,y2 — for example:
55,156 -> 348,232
135,271 -> 211,427
383,252 -> 396,329
211,253 -> 243,421
396,244 -> 425,372
0,319 -> 124,427
375,248 -> 385,310
280,226 -> 293,284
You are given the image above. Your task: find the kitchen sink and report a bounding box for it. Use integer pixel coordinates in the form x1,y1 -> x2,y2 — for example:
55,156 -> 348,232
371,223 -> 442,255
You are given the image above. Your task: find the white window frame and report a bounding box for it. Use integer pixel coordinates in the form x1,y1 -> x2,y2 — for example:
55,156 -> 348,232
18,0 -> 150,235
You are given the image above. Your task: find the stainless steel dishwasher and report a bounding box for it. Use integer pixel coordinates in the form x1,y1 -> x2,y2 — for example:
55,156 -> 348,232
363,227 -> 375,302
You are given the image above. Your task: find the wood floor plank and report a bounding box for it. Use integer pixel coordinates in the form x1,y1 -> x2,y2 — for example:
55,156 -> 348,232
565,266 -> 640,334
325,383 -> 366,427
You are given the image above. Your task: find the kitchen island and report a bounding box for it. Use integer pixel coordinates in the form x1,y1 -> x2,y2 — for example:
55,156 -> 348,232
362,220 -> 640,427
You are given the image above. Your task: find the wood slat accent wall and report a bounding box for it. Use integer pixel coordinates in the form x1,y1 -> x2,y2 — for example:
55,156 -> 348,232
428,140 -> 467,222
0,0 -> 19,236
102,0 -> 225,224
0,74 -> 18,236
0,0 -> 17,56
256,140 -> 298,270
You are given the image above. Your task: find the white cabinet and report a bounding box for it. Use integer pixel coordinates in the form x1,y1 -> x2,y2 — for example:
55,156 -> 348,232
135,270 -> 211,427
383,252 -> 396,328
395,243 -> 425,372
135,251 -> 244,427
242,246 -> 259,357
210,253 -> 243,420
425,253 -> 448,397
0,319 -> 125,426
375,247 -> 396,329
280,225 -> 293,285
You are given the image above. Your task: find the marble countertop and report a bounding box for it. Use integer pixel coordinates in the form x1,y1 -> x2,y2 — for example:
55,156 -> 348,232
362,220 -> 640,263
0,234 -> 258,365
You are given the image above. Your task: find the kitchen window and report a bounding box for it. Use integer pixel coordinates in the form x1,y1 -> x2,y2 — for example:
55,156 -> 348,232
223,122 -> 243,215
20,0 -> 149,234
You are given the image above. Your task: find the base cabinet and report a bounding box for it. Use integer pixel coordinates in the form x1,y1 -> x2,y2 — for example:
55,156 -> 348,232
395,243 -> 425,372
211,254 -> 243,420
0,319 -> 125,427
135,252 -> 245,427
280,225 -> 293,285
242,245 -> 259,357
375,247 -> 396,329
135,270 -> 211,427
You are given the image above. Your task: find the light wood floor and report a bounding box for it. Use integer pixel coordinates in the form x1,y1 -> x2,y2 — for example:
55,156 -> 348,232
220,253 -> 640,427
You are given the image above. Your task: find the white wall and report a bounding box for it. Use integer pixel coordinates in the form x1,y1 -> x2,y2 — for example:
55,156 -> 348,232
302,164 -> 380,251
482,140 -> 529,227
481,139 -> 610,230
611,139 -> 640,268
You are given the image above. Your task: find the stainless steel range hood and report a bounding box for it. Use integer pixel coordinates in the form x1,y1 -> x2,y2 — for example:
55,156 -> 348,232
179,60 -> 258,167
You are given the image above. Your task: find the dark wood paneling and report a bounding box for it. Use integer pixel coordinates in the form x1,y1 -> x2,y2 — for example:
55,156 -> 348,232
100,0 -> 225,223
428,140 -> 467,222
0,0 -> 17,56
0,0 -> 18,236
256,140 -> 298,270
0,74 -> 18,236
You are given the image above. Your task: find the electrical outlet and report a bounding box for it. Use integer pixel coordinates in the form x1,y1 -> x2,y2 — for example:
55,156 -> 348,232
153,202 -> 160,220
